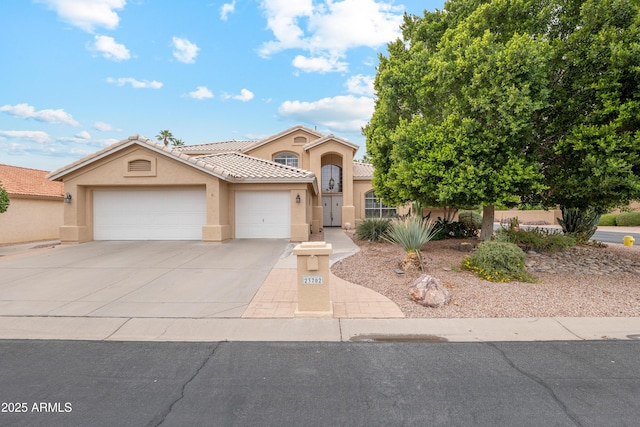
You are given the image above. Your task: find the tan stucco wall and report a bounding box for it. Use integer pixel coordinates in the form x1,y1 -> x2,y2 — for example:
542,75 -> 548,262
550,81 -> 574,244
58,146 -> 229,243
0,196 -> 63,244
245,129 -> 314,170
494,209 -> 562,225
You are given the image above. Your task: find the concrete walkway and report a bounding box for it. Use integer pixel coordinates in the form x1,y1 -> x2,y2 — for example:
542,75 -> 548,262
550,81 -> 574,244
242,228 -> 404,319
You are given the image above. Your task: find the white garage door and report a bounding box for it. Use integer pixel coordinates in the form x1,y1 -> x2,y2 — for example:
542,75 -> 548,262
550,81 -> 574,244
236,191 -> 290,238
93,189 -> 206,240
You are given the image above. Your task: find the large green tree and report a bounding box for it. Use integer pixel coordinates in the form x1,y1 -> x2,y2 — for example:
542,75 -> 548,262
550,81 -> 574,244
365,0 -> 640,239
541,0 -> 640,211
365,0 -> 551,239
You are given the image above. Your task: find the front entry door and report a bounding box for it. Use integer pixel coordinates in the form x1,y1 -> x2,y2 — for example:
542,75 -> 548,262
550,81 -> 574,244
322,195 -> 343,227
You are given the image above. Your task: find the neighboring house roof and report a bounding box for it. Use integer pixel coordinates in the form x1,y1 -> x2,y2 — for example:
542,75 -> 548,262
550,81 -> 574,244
0,164 -> 64,199
353,162 -> 374,180
173,140 -> 256,155
46,135 -> 319,194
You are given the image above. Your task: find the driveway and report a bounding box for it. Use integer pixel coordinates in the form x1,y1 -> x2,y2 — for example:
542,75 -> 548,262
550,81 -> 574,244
0,240 -> 290,318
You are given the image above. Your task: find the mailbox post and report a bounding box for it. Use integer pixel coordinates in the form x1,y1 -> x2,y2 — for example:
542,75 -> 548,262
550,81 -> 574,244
293,241 -> 333,317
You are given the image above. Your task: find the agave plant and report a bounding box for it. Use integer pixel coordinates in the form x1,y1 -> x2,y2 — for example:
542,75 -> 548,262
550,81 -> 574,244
385,216 -> 441,272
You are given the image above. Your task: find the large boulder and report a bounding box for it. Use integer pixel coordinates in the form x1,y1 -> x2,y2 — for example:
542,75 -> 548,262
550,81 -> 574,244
409,274 -> 450,308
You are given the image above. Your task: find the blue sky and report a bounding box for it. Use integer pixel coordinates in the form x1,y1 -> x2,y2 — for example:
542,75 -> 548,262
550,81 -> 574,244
0,0 -> 444,171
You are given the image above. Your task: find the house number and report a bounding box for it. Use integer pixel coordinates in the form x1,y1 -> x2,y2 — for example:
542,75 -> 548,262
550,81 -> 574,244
302,275 -> 324,285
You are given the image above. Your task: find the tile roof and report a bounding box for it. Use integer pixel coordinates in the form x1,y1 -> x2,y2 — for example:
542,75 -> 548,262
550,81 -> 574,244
352,162 -> 374,180
195,153 -> 317,181
47,135 -> 319,194
0,164 -> 64,198
173,140 -> 256,154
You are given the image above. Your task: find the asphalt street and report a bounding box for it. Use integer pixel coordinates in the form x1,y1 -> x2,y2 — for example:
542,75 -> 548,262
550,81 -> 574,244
1,340 -> 639,427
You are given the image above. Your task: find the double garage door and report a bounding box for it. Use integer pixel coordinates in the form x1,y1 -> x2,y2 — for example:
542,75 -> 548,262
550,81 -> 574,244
93,189 -> 291,240
93,189 -> 206,240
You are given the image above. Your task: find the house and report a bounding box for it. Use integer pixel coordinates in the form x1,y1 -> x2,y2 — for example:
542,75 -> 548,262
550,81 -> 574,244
47,125 -> 394,243
0,164 -> 64,244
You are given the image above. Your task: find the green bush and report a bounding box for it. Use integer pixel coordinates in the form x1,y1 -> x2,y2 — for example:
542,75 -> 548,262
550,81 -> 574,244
616,212 -> 640,226
462,241 -> 535,283
432,219 -> 478,240
494,227 -> 575,252
598,214 -> 618,226
355,218 -> 391,242
459,211 -> 482,229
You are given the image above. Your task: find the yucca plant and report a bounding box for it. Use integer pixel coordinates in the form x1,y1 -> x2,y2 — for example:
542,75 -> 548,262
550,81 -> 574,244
385,216 -> 441,272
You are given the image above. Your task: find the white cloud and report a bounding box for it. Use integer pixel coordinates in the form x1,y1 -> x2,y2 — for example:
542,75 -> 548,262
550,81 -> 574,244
220,0 -> 236,21
36,0 -> 126,32
90,35 -> 131,61
223,88 -> 255,102
346,74 -> 375,96
188,86 -> 214,100
172,37 -> 199,64
75,130 -> 91,139
106,77 -> 163,89
259,0 -> 403,72
0,103 -> 79,126
0,130 -> 52,143
278,95 -> 374,132
292,54 -> 348,73
93,121 -> 114,131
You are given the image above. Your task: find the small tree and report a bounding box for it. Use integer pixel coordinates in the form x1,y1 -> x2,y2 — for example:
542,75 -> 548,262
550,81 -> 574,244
172,138 -> 185,146
0,181 -> 10,214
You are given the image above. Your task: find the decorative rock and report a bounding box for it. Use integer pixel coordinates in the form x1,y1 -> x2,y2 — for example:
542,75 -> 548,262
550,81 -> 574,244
409,274 -> 451,308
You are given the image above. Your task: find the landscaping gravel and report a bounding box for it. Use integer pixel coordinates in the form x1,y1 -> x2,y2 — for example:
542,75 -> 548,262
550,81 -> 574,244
331,232 -> 640,318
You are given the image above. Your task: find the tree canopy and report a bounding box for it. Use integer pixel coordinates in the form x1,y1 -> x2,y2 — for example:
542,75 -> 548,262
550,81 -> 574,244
156,130 -> 186,146
364,0 -> 640,238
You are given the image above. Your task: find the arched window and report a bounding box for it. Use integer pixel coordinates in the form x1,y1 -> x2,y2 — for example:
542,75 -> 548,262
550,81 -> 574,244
274,153 -> 299,168
322,164 -> 342,193
365,190 -> 396,218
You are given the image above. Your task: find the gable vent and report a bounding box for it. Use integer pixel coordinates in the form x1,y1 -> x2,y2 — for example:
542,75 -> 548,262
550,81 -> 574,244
294,136 -> 307,144
128,159 -> 152,172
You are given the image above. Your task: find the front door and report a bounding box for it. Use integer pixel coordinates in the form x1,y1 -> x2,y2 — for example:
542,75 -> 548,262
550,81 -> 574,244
322,195 -> 343,227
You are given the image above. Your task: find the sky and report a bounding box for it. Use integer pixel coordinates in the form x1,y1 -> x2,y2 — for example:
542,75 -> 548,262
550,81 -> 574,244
0,0 -> 445,171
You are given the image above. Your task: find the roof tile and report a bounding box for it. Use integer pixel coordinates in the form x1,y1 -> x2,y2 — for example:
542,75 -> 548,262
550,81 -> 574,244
0,164 -> 64,198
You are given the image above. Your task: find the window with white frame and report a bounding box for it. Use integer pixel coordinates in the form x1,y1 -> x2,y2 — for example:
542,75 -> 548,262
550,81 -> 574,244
365,190 -> 396,218
274,153 -> 299,168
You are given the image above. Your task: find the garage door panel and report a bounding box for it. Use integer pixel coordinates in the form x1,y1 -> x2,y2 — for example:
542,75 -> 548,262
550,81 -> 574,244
236,191 -> 290,239
94,189 -> 206,240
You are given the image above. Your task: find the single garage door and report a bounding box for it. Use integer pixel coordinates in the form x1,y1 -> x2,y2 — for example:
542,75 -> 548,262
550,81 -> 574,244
93,189 -> 206,240
236,191 -> 290,238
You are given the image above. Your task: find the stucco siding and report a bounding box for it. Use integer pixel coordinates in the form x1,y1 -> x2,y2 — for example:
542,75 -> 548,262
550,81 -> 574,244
0,196 -> 63,244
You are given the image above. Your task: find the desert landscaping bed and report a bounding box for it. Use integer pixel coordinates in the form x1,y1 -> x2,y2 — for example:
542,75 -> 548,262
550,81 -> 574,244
331,232 -> 640,318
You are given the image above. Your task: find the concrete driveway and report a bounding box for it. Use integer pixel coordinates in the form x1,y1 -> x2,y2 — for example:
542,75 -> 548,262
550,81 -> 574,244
0,240 -> 290,318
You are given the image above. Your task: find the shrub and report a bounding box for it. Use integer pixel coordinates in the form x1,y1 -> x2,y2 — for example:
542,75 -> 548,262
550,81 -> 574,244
615,212 -> 640,226
557,206 -> 600,243
385,216 -> 441,271
598,214 -> 618,226
459,211 -> 482,229
432,219 -> 478,240
355,218 -> 391,242
494,227 -> 575,252
462,241 -> 535,283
